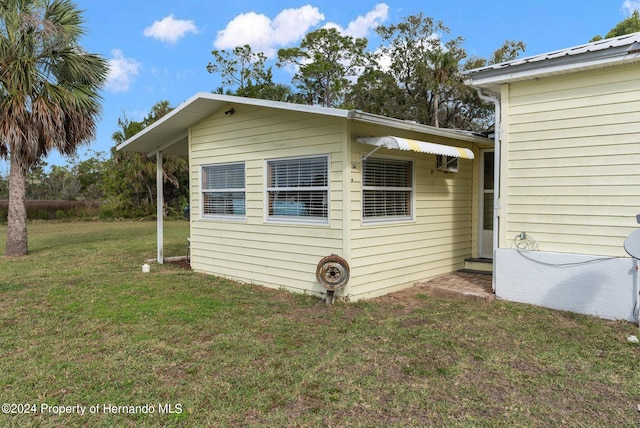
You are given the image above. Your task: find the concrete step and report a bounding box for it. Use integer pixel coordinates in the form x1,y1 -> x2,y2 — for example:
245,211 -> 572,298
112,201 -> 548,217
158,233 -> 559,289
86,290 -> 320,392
464,258 -> 493,273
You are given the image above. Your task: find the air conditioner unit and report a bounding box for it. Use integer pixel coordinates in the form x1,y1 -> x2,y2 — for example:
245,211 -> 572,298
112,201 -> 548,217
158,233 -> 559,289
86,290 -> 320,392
436,155 -> 459,172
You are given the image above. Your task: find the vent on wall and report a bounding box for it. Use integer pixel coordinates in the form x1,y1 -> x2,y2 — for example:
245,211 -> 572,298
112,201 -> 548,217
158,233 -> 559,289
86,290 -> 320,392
436,155 -> 459,172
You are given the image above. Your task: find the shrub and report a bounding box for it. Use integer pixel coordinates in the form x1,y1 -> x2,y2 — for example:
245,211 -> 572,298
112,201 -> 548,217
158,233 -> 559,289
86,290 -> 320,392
98,206 -> 114,220
36,209 -> 50,220
0,200 -> 101,221
98,195 -> 156,219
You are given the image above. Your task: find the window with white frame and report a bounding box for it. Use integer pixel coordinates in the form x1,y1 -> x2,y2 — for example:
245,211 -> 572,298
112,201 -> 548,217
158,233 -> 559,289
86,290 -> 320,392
362,157 -> 413,221
201,162 -> 246,218
266,155 -> 328,222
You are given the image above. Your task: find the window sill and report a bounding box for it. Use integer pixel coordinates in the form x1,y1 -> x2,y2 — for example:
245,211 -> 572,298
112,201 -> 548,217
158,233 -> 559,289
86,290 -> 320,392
201,215 -> 247,222
266,216 -> 329,226
361,217 -> 414,226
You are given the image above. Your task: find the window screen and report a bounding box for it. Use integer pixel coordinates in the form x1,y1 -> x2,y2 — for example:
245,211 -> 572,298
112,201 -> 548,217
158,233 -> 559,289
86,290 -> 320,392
267,156 -> 328,222
362,157 -> 413,221
202,163 -> 245,217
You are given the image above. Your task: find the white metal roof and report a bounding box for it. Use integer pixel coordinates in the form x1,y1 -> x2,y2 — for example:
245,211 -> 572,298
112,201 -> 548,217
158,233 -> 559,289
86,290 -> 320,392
464,32 -> 640,95
117,93 -> 489,156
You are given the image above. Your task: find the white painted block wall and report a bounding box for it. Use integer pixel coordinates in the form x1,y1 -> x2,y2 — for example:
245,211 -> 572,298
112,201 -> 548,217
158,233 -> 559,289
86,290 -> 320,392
495,248 -> 639,322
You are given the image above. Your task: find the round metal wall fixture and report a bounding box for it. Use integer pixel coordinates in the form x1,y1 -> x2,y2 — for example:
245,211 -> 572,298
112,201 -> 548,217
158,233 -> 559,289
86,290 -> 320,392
316,255 -> 350,291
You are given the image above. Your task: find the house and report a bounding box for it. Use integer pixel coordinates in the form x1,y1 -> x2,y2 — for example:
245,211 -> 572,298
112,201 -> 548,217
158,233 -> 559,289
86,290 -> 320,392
117,93 -> 493,301
464,32 -> 640,321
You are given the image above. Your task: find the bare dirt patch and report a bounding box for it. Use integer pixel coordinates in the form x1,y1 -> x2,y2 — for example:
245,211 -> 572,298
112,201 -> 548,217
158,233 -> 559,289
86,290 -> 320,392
166,258 -> 191,270
371,272 -> 492,311
370,284 -> 433,313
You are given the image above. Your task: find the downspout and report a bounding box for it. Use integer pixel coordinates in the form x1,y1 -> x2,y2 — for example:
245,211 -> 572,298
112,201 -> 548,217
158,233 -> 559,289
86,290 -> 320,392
476,89 -> 500,293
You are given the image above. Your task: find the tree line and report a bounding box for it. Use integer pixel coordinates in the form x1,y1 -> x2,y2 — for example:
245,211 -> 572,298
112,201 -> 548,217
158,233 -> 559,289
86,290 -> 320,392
208,13 -> 526,131
0,100 -> 189,219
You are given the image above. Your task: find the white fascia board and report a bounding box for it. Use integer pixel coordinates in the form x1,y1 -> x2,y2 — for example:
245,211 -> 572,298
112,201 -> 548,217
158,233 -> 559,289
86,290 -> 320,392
189,92 -> 352,119
116,92 -> 205,153
466,50 -> 640,92
117,93 -> 354,155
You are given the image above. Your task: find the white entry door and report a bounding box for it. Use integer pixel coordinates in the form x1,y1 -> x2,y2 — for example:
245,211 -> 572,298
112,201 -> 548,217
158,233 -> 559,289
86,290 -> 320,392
480,150 -> 494,259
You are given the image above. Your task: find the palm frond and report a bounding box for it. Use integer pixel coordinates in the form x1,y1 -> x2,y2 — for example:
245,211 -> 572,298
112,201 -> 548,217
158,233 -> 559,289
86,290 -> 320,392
0,0 -> 108,168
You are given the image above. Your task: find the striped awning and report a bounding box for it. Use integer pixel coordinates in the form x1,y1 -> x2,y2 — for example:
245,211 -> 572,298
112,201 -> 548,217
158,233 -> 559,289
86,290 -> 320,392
356,136 -> 475,159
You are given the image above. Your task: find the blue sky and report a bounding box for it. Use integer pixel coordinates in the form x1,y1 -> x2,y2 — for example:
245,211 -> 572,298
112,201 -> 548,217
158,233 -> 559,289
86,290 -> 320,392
2,0 -> 637,173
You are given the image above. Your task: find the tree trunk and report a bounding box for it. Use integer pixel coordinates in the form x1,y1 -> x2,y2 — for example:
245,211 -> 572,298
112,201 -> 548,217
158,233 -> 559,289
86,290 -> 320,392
147,184 -> 154,206
5,155 -> 28,256
433,90 -> 440,128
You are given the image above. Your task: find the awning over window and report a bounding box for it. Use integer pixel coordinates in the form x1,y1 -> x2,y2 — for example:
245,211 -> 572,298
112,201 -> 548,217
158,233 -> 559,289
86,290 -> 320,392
356,136 -> 475,159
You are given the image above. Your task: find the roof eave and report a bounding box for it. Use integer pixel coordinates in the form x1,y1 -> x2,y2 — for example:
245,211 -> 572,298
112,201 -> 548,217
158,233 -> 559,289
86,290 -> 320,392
117,93 -> 353,155
464,40 -> 640,94
351,111 -> 490,144
118,93 -> 492,156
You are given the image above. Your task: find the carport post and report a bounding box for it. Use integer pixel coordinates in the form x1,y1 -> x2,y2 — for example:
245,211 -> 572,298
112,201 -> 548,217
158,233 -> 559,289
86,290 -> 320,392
156,150 -> 164,264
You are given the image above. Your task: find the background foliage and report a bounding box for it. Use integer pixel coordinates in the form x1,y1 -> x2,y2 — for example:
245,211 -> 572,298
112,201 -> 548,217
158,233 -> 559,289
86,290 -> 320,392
0,101 -> 189,221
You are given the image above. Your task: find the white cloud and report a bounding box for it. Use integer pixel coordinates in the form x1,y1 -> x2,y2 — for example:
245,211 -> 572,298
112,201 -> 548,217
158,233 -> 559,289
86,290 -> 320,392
326,3 -> 389,38
106,49 -> 141,93
143,14 -> 198,44
214,6 -> 324,57
271,6 -> 326,44
622,0 -> 640,15
214,12 -> 272,51
214,3 -> 389,60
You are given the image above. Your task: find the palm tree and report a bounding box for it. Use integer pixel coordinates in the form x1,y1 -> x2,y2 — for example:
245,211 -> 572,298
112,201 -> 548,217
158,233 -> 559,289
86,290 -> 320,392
106,102 -> 188,216
0,0 -> 108,256
427,49 -> 458,128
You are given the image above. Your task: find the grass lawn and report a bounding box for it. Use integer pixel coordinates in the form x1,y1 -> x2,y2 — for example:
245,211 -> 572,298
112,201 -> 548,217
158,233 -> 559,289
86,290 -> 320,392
0,220 -> 639,427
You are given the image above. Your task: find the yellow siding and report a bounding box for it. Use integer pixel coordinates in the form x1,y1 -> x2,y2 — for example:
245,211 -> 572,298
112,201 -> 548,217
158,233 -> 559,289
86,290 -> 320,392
189,104 -> 345,294
346,125 -> 475,300
501,62 -> 640,256
187,103 -> 482,299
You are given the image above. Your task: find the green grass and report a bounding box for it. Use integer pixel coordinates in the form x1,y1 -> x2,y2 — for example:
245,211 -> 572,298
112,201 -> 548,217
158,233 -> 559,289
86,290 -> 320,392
0,220 -> 639,427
